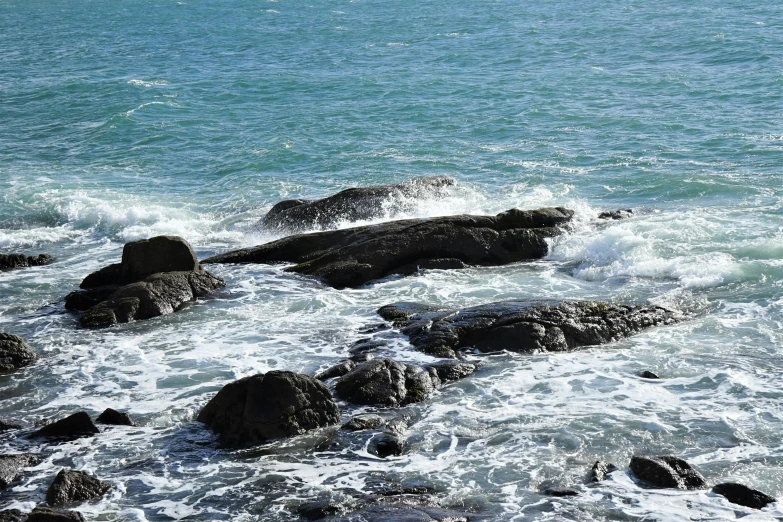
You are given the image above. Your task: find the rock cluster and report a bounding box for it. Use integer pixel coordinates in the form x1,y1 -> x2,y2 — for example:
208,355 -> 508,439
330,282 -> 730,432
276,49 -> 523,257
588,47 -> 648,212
0,253 -> 52,271
261,175 -> 455,232
204,207 -> 574,289
65,236 -> 224,327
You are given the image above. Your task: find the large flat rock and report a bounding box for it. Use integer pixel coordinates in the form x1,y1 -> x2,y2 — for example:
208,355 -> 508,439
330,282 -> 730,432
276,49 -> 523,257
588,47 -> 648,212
377,299 -> 680,358
204,207 -> 573,289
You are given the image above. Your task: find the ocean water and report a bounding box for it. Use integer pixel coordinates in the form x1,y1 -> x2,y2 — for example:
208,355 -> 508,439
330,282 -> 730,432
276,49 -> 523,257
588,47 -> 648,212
2,0 -> 783,520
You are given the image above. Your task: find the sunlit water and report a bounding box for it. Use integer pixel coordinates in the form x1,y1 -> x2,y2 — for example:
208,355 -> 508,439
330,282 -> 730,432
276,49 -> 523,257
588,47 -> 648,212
1,0 -> 782,520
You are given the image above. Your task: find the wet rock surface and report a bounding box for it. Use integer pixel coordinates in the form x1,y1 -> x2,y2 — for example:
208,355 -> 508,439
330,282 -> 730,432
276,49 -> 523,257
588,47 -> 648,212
26,506 -> 85,522
335,359 -> 476,407
0,253 -> 52,271
316,361 -> 357,381
198,370 -> 340,447
0,419 -> 21,432
598,209 -> 634,220
46,469 -> 112,506
712,482 -> 776,509
342,414 -> 384,432
29,412 -> 99,441
0,509 -> 23,522
333,504 -> 477,522
203,207 -> 574,289
261,175 -> 455,232
639,370 -> 660,379
0,453 -> 41,489
629,456 -> 707,490
378,299 -> 680,358
0,333 -> 37,373
587,461 -> 618,483
65,236 -> 224,327
543,487 -> 579,497
95,408 -> 134,426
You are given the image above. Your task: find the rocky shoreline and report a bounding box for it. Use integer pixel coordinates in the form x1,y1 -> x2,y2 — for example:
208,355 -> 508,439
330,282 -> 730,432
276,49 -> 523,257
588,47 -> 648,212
0,180 -> 777,520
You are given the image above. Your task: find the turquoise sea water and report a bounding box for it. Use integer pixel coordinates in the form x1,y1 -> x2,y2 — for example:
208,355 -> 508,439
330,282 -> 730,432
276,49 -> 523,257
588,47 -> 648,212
1,1 -> 783,520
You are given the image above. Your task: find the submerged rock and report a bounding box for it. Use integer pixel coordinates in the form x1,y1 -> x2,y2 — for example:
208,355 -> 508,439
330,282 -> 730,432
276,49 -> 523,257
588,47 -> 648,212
378,299 -> 680,358
65,236 -> 224,327
261,176 -> 455,232
95,408 -> 134,426
369,432 -> 405,458
712,482 -> 776,509
542,487 -> 579,497
335,359 -> 476,407
587,461 -> 618,483
203,207 -> 574,289
0,253 -> 52,271
198,371 -> 340,447
46,469 -> 112,506
29,412 -> 99,441
334,504 -> 475,522
639,370 -> 660,379
0,333 -> 37,372
0,453 -> 40,489
598,209 -> 634,220
629,456 -> 706,490
0,419 -> 21,432
26,506 -> 85,522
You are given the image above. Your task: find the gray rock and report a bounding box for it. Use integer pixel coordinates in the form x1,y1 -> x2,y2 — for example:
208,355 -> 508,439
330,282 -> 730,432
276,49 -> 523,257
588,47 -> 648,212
0,509 -> 23,522
95,408 -> 134,426
26,506 -> 85,522
334,504 -> 474,522
712,482 -> 776,509
587,461 -> 618,483
316,361 -> 357,381
335,359 -> 476,407
0,333 -> 37,372
598,209 -> 633,220
46,469 -> 112,506
378,299 -> 680,358
342,414 -> 384,432
65,236 -> 224,327
203,207 -> 574,289
197,371 -> 340,447
0,453 -> 40,489
29,412 -> 99,441
0,253 -> 52,271
261,176 -> 455,232
629,456 -> 706,490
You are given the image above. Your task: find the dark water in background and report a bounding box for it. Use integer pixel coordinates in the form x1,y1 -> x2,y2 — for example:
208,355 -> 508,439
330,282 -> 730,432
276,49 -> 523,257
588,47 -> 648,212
1,0 -> 783,520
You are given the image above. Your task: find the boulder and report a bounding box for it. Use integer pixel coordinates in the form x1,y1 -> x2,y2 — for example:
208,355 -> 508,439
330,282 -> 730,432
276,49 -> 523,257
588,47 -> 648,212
95,408 -> 135,426
542,487 -> 579,497
712,482 -> 776,509
261,176 -> 455,232
378,299 -> 680,358
46,469 -> 112,506
586,461 -> 618,483
342,414 -> 384,432
639,371 -> 660,379
29,412 -> 99,441
203,207 -> 574,289
0,453 -> 40,489
0,333 -> 37,372
0,253 -> 52,271
0,509 -> 23,522
197,371 -> 340,447
296,499 -> 351,520
26,506 -> 85,522
335,359 -> 476,407
65,236 -> 224,327
598,209 -> 633,220
316,361 -> 357,381
369,432 -> 405,458
629,456 -> 706,490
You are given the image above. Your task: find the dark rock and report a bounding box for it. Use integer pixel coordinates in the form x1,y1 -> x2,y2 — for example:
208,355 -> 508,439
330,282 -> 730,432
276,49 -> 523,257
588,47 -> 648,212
543,487 -> 579,497
67,236 -> 224,327
197,370 -> 340,447
712,482 -> 776,509
95,408 -> 135,426
378,299 -> 680,358
29,412 -> 99,441
0,419 -> 22,432
598,209 -> 633,220
0,333 -> 37,372
369,432 -> 405,458
629,456 -> 706,490
261,176 -> 455,233
46,469 -> 112,506
639,371 -> 660,379
587,461 -> 618,483
316,361 -> 357,381
335,359 -> 476,407
0,453 -> 40,489
203,207 -> 574,289
0,509 -> 23,522
296,499 -> 351,520
342,414 -> 384,432
26,506 -> 85,522
348,338 -> 387,360
0,253 -> 52,271
333,504 -> 474,522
